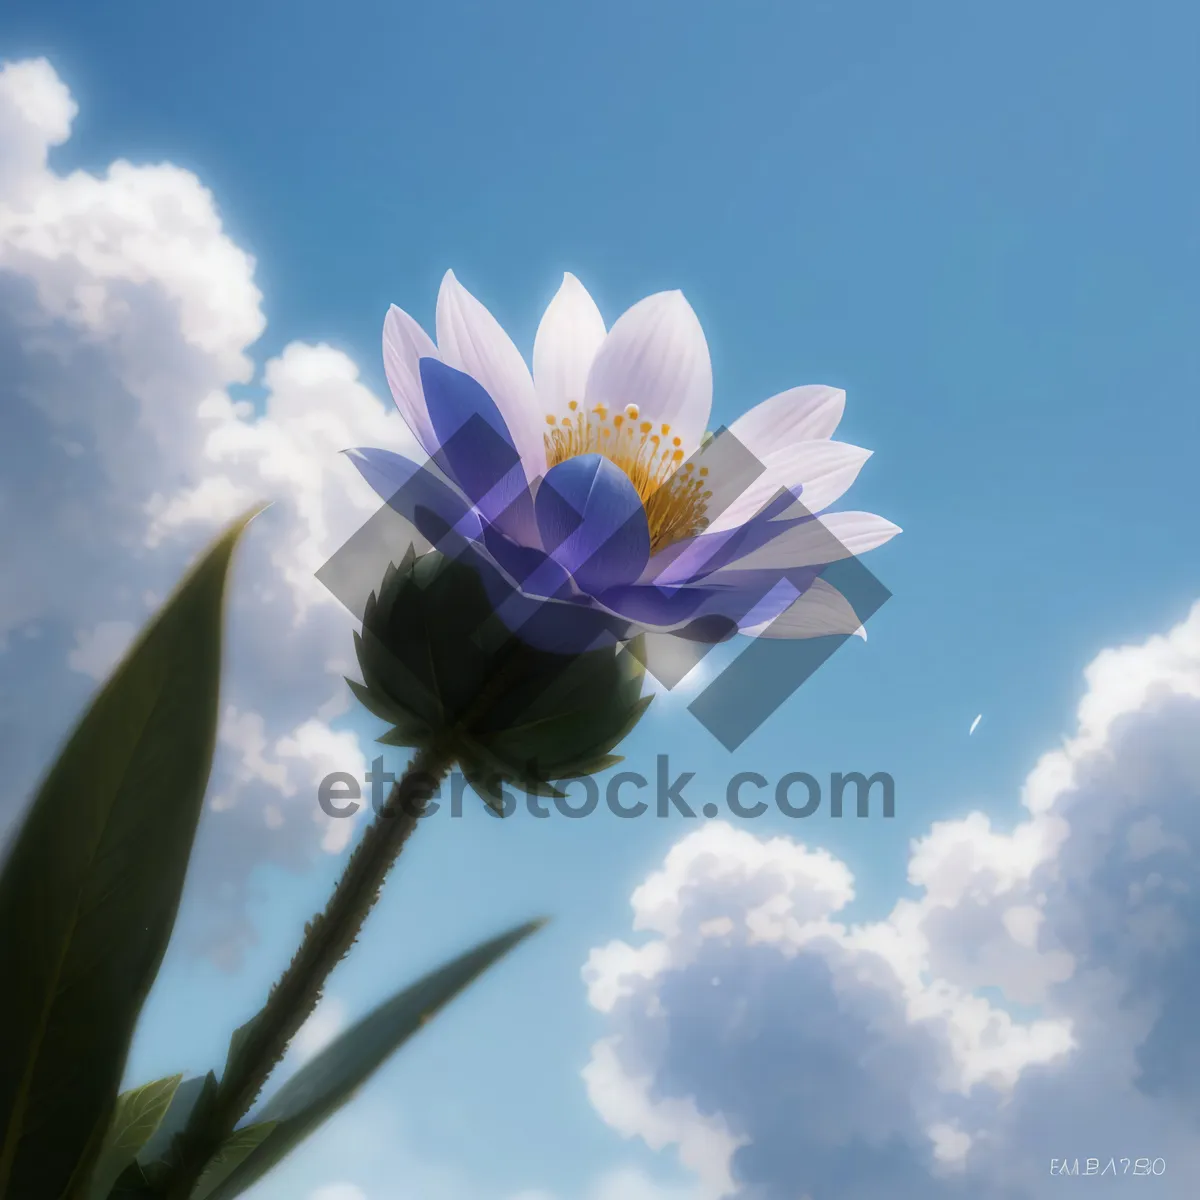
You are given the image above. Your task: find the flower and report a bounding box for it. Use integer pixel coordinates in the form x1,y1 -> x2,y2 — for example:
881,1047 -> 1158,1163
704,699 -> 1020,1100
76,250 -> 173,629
349,544 -> 652,810
349,271 -> 900,661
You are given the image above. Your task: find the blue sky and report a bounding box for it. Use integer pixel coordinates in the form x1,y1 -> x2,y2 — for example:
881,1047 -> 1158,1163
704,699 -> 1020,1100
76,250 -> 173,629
1,2 -> 1198,1198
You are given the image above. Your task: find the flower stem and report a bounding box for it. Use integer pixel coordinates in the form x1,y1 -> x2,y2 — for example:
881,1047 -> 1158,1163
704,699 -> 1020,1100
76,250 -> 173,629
157,740 -> 455,1199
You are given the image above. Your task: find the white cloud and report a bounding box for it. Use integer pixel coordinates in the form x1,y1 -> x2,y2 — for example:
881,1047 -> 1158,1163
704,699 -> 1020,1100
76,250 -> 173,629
245,1099 -> 694,1200
295,1168 -> 693,1200
507,1175 -> 694,1200
287,996 -> 349,1067
584,600 -> 1200,1198
0,55 -> 420,962
309,1187 -> 367,1200
583,1170 -> 698,1200
0,57 -> 76,192
67,619 -> 136,680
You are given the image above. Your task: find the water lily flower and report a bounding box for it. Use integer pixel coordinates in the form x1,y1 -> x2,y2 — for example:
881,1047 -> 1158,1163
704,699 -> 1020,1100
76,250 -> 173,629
349,271 -> 900,658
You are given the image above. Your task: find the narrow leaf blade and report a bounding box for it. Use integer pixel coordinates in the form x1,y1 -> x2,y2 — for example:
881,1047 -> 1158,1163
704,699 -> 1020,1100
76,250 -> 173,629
0,508 -> 264,1199
207,919 -> 545,1199
190,1123 -> 277,1200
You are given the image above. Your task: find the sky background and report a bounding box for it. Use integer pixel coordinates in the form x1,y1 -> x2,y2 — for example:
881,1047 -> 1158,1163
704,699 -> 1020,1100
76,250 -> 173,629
1,2 -> 1198,1198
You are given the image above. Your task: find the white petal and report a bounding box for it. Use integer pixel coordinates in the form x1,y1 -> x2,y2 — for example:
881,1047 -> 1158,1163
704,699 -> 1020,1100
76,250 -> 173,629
706,440 -> 872,533
724,511 -> 902,571
727,385 -> 846,460
585,290 -> 712,457
435,270 -> 546,479
763,440 -> 872,514
743,578 -> 867,639
532,273 -> 607,414
382,304 -> 440,456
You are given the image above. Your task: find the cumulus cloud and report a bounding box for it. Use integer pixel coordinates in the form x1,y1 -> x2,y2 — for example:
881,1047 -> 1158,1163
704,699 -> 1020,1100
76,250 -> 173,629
299,1169 -> 691,1200
507,1172 -> 697,1200
309,1187 -> 368,1200
258,1100 -> 692,1200
67,619 -> 137,680
0,55 -> 420,961
286,996 -> 349,1067
584,601 -> 1200,1198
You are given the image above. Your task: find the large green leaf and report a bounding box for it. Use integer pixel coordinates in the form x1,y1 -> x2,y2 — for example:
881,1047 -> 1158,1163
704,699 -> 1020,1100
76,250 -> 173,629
86,1076 -> 182,1200
206,919 -> 546,1199
189,1123 -> 276,1200
0,508 -> 264,1200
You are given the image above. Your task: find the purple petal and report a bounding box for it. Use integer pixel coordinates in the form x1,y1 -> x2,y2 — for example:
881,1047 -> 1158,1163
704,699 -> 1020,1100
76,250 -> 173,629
419,358 -> 538,544
345,447 -> 482,544
644,503 -> 817,586
535,454 -> 651,594
482,526 -> 575,600
349,446 -> 632,654
597,571 -> 821,638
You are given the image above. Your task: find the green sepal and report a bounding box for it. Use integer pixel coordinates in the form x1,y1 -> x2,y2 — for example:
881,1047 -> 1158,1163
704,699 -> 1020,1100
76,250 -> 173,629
457,753 -> 511,815
349,551 -> 654,809
557,752 -> 626,779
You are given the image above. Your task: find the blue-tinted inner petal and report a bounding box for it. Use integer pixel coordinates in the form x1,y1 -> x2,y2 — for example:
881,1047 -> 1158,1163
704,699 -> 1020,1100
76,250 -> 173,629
419,358 -> 536,541
534,454 -> 651,595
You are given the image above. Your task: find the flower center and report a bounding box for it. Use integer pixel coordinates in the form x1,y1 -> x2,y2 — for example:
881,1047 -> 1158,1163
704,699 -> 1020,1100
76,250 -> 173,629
544,401 -> 711,554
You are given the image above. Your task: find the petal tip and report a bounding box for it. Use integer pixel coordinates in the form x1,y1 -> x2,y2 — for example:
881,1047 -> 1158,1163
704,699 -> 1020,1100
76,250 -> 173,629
382,304 -> 406,342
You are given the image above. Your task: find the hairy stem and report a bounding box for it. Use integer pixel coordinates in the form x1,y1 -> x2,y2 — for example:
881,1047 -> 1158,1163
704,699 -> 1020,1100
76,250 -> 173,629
157,741 -> 454,1199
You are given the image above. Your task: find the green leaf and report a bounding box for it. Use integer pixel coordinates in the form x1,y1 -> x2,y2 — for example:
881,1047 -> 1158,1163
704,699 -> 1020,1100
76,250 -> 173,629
106,1161 -> 153,1200
136,1075 -> 215,1170
0,508 -> 264,1200
86,1075 -> 182,1200
137,1075 -> 216,1166
204,919 -> 546,1199
189,1123 -> 276,1200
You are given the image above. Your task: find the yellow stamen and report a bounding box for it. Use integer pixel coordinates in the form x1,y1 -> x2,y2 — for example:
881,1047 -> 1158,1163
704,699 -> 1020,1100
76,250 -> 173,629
543,404 -> 710,553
